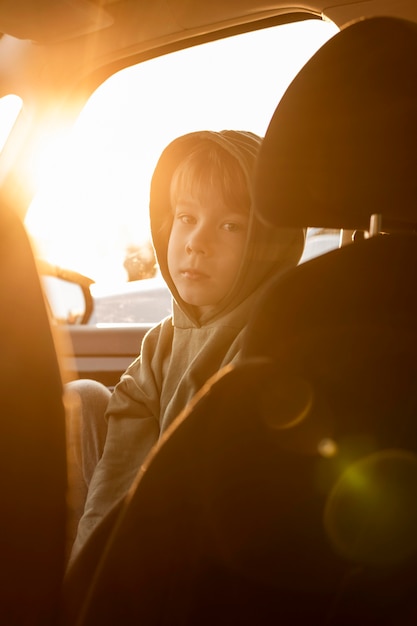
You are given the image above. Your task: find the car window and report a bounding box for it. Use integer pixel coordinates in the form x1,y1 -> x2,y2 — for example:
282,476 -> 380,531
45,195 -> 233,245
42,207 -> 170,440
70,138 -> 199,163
25,18 -> 338,325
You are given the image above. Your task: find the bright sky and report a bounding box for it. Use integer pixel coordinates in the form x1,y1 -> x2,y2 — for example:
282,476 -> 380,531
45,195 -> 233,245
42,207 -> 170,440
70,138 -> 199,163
21,18 -> 338,286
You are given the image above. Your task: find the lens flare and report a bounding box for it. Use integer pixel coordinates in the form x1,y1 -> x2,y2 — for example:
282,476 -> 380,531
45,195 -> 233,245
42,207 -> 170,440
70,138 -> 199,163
318,438 -> 338,458
324,449 -> 417,566
259,375 -> 314,430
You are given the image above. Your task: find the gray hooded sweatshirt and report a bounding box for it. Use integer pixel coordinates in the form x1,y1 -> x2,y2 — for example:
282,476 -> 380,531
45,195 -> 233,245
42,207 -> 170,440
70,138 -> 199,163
73,130 -> 304,554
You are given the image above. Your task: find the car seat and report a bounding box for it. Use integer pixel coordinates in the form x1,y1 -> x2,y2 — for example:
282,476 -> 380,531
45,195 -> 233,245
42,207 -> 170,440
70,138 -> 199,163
63,16 -> 417,626
0,203 -> 67,625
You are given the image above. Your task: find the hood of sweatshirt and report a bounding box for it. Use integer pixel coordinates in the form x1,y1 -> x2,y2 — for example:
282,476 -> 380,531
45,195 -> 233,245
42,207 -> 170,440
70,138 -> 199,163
149,130 -> 305,327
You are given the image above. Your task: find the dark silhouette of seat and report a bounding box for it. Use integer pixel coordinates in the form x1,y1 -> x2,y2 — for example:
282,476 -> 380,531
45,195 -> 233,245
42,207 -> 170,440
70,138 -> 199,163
0,203 -> 67,625
64,16 -> 417,625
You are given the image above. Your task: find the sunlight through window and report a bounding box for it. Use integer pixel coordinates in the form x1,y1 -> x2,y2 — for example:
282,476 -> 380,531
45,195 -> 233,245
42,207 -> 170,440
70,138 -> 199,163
26,19 -> 338,288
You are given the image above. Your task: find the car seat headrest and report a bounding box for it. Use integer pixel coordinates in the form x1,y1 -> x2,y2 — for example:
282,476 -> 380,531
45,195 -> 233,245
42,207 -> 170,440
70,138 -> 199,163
254,16 -> 417,233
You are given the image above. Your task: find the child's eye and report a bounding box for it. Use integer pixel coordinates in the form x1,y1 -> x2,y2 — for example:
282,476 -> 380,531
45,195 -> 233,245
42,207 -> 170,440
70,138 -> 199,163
177,213 -> 196,225
222,221 -> 246,232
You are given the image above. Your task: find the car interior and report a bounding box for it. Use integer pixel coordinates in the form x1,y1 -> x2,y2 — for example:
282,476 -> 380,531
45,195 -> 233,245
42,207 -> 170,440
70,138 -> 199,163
61,15 -> 417,626
1,1 -> 417,625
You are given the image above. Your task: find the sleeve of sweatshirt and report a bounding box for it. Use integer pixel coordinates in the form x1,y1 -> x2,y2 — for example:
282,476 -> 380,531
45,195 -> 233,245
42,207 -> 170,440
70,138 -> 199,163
71,317 -> 173,559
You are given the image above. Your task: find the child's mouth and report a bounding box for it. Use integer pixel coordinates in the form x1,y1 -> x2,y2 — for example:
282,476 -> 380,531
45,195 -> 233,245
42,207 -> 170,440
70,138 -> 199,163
181,269 -> 208,280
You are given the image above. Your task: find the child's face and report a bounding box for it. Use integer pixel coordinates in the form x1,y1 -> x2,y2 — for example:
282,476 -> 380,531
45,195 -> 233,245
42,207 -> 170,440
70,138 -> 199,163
167,191 -> 249,316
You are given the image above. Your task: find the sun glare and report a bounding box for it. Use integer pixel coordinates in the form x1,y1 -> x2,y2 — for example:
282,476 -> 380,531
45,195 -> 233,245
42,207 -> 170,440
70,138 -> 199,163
0,94 -> 22,153
24,19 -> 338,286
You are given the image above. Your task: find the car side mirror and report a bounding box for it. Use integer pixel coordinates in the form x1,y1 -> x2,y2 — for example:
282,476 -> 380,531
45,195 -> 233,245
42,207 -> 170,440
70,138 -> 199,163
38,260 -> 94,324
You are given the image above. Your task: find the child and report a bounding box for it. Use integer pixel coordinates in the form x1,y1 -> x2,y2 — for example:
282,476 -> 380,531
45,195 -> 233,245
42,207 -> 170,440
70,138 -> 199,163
69,130 -> 305,560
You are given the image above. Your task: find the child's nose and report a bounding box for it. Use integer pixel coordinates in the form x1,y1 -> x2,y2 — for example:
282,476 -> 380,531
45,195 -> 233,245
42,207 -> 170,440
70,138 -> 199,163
186,226 -> 210,255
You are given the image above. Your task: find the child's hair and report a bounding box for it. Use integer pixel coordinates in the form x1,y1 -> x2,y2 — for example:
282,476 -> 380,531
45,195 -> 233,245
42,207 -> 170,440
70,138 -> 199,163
170,140 -> 251,212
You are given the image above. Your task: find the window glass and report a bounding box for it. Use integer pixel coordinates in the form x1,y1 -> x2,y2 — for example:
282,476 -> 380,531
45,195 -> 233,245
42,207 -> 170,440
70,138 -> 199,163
25,19 -> 338,323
